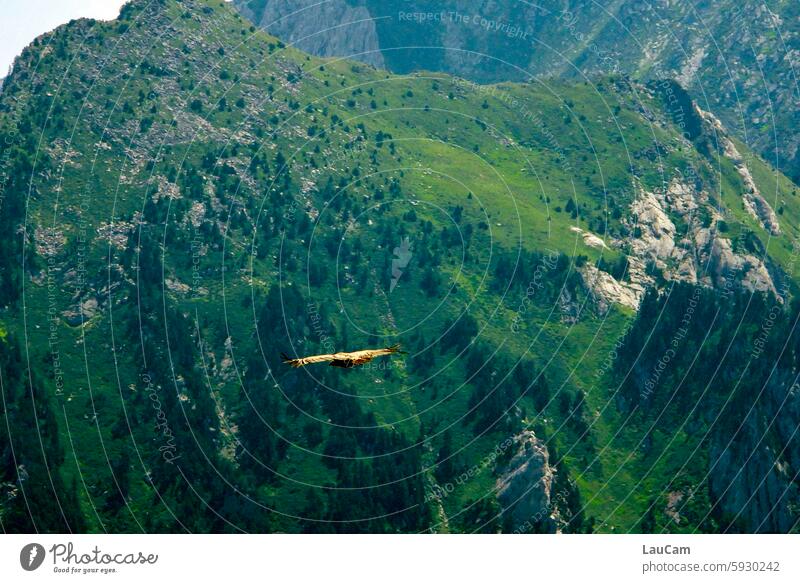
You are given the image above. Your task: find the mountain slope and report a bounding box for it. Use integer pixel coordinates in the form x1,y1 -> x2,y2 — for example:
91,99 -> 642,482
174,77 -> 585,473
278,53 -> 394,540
1,0 -> 799,532
235,0 -> 800,184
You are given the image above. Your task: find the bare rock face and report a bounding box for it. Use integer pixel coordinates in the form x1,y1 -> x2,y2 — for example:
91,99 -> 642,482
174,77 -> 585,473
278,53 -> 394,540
61,297 -> 99,327
582,171 -> 778,313
235,0 -> 385,69
626,180 -> 702,289
580,264 -> 643,312
630,188 -> 678,264
706,234 -> 777,295
570,225 -> 608,249
495,430 -> 556,532
696,106 -> 781,235
577,99 -> 784,315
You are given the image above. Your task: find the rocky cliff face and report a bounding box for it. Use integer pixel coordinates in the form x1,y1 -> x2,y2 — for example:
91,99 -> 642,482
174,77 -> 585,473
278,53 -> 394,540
577,87 -> 784,312
234,0 -> 384,68
580,173 -> 779,312
495,430 -> 557,532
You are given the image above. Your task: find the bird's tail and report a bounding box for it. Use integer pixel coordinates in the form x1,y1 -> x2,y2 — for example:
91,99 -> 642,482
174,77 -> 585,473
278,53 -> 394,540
386,343 -> 406,355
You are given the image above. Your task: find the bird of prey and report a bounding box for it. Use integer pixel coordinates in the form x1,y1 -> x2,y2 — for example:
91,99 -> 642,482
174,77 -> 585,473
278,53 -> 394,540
281,344 -> 404,368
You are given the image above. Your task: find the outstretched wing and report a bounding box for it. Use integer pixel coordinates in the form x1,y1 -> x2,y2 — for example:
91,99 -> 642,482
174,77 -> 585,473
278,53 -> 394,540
281,352 -> 336,368
342,344 -> 404,362
370,344 -> 404,357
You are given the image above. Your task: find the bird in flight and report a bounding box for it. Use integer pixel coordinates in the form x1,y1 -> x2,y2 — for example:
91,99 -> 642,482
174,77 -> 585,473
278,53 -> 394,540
282,344 -> 404,368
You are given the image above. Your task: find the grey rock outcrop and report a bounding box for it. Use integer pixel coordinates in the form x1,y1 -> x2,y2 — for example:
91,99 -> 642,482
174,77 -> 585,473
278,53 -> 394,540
579,263 -> 643,312
696,106 -> 782,236
495,430 -> 557,532
580,174 -> 778,312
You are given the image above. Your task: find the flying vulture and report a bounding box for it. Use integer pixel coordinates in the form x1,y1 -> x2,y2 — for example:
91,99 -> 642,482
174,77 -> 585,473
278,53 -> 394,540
281,344 -> 404,368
